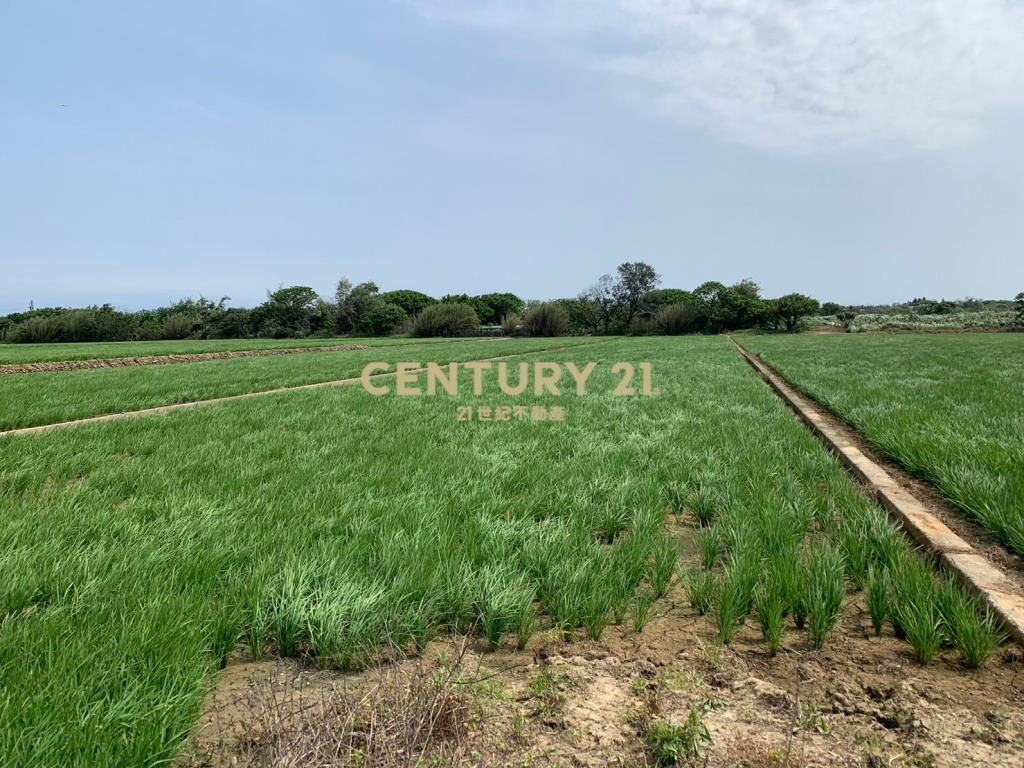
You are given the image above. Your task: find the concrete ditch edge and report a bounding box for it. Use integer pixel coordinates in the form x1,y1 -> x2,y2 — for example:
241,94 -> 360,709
730,337 -> 1024,644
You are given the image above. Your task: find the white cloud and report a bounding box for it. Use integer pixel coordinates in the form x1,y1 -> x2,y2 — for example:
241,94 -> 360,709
406,0 -> 1024,150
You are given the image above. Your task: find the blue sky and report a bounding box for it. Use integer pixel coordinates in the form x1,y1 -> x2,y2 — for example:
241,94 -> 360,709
2,0 -> 1023,314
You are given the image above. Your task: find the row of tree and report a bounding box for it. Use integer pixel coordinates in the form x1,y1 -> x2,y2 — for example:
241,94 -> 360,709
1,263 -> 831,343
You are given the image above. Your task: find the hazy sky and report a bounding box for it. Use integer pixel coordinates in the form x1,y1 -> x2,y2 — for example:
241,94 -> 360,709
3,1 -> 1024,313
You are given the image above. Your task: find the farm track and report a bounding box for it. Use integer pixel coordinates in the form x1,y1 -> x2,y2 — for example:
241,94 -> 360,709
731,337 -> 1024,643
0,338 -> 614,438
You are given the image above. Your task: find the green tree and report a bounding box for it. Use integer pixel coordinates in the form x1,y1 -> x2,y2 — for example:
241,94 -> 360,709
556,297 -> 600,334
340,282 -> 408,335
582,274 -> 620,333
640,289 -> 694,316
693,281 -> 729,333
471,292 -> 525,325
412,303 -> 479,337
257,286 -> 322,337
1015,292 -> 1024,326
730,278 -> 761,299
361,302 -> 408,335
772,293 -> 821,332
379,290 -> 436,317
614,262 -> 661,326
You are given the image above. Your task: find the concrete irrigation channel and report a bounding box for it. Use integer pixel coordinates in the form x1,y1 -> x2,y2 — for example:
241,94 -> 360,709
730,337 -> 1024,643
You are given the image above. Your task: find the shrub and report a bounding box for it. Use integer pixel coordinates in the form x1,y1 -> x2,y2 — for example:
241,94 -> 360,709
361,302 -> 408,336
654,302 -> 704,335
522,302 -> 570,337
411,302 -> 479,337
500,314 -> 523,336
161,313 -> 195,340
771,293 -> 821,333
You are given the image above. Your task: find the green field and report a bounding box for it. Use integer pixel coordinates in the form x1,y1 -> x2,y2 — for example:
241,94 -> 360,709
0,335 -> 484,364
0,337 -> 599,430
741,333 -> 1024,557
0,335 -> 1002,766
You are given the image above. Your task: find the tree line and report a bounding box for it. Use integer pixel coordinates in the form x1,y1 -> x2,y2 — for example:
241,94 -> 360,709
0,262 -> 826,343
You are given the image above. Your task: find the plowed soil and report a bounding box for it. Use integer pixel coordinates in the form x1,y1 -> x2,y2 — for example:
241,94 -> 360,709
188,537 -> 1024,768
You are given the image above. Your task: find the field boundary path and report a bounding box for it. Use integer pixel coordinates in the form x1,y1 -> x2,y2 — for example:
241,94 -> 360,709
0,339 -> 613,439
730,337 -> 1024,643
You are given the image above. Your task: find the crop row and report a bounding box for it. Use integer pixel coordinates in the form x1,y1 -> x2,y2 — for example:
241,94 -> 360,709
742,333 -> 1024,559
0,336 -> 999,766
0,336 -> 599,430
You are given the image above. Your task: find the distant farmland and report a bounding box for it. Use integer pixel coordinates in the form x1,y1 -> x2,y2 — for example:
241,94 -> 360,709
1,334 -> 1021,767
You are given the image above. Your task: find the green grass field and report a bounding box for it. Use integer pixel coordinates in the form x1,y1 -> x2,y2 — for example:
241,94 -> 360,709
0,335 -> 1002,766
741,333 -> 1024,557
0,337 -> 600,430
0,335 -> 474,364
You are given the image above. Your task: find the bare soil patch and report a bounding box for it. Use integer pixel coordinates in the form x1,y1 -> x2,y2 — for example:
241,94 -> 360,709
0,344 -> 369,375
188,579 -> 1024,767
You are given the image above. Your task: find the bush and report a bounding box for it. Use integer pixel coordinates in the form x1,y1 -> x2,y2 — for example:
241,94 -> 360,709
654,302 -> 705,335
3,306 -> 136,343
209,308 -> 253,339
501,314 -> 523,336
411,303 -> 479,337
522,303 -> 570,337
361,303 -> 408,336
771,293 -> 821,333
161,313 -> 195,340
